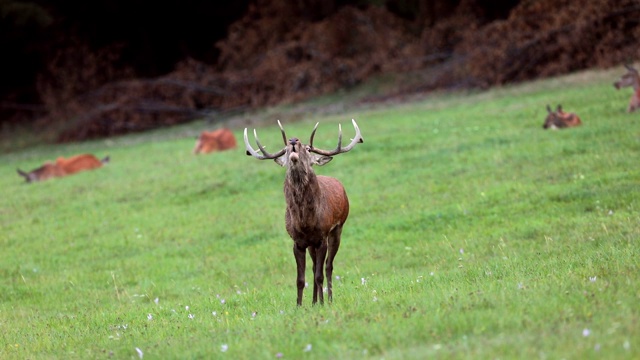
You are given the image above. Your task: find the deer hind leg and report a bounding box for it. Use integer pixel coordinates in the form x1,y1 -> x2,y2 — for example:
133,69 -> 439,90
293,244 -> 306,306
309,242 -> 328,305
325,225 -> 343,303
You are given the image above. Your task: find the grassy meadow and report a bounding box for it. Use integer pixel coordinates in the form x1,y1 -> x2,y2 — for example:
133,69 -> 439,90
1,67 -> 639,359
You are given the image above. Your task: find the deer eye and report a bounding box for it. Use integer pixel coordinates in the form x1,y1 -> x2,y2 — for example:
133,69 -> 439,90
305,146 -> 310,151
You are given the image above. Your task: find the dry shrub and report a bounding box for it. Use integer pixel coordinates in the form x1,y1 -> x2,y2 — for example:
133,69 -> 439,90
456,0 -> 640,87
48,2 -> 421,142
36,42 -> 134,128
215,4 -> 418,106
36,0 -> 640,142
419,0 -> 484,54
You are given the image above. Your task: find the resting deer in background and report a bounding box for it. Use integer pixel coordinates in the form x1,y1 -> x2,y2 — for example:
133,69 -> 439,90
17,154 -> 109,183
543,104 -> 582,129
193,128 -> 237,154
613,64 -> 640,113
244,119 -> 363,306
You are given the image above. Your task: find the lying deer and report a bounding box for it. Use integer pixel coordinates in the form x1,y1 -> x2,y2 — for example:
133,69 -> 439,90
193,128 -> 237,154
244,119 -> 363,305
613,64 -> 640,112
543,104 -> 582,129
17,154 -> 109,183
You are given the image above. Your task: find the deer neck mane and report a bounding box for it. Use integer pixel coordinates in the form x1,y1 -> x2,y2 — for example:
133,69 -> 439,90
284,165 -> 323,225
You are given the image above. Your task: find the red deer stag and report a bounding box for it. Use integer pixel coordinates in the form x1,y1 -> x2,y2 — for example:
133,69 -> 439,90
244,119 -> 363,306
543,104 -> 582,129
613,64 -> 640,113
193,128 -> 237,154
17,154 -> 109,183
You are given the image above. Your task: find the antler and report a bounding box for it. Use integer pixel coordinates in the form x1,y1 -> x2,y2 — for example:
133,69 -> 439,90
244,120 -> 288,160
309,119 -> 364,156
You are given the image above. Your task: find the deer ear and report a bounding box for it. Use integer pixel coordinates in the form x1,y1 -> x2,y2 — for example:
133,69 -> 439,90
274,155 -> 287,167
313,154 -> 333,166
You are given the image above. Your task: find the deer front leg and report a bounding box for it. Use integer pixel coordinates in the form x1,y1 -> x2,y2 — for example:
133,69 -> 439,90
293,244 -> 306,306
308,247 -> 318,304
309,242 -> 327,305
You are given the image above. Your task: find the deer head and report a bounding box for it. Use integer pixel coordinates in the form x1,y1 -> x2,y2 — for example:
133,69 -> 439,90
614,64 -> 640,112
614,64 -> 639,90
243,119 -> 363,168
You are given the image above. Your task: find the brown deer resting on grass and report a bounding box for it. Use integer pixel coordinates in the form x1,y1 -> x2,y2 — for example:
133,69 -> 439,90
193,128 -> 237,154
17,154 -> 109,183
244,119 -> 363,305
543,104 -> 582,129
613,64 -> 640,113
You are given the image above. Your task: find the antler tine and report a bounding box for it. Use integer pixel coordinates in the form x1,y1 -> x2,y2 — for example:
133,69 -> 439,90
340,119 -> 363,152
244,127 -> 286,160
309,122 -> 320,148
309,119 -> 363,156
253,129 -> 269,155
244,128 -> 262,158
277,120 -> 288,145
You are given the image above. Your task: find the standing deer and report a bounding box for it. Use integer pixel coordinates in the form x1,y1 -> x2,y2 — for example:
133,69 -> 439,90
543,104 -> 582,129
17,154 -> 109,183
613,64 -> 640,113
244,119 -> 363,306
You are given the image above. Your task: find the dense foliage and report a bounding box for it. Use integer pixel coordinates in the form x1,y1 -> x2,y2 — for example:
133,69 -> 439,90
1,0 -> 638,143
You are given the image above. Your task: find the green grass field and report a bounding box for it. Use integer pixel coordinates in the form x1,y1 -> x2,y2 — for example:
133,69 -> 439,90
1,67 -> 638,359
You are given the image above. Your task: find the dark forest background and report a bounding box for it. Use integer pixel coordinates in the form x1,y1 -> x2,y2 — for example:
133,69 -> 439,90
1,0 -> 639,143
